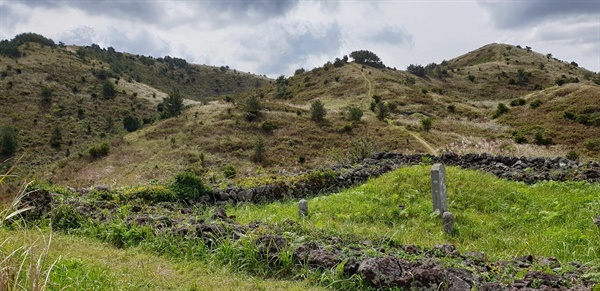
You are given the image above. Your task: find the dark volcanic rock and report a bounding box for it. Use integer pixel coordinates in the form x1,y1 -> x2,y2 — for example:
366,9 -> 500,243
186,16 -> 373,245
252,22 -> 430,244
358,256 -> 403,288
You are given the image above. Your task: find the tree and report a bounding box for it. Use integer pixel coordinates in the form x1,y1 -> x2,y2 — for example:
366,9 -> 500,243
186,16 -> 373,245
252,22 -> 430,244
102,81 -> 116,99
160,90 -> 184,118
244,95 -> 262,121
50,126 -> 62,148
421,117 -> 432,132
376,102 -> 389,121
349,50 -> 384,68
493,103 -> 509,118
407,64 -> 426,77
0,126 -> 18,157
347,106 -> 363,122
123,114 -> 141,132
251,136 -> 266,163
310,99 -> 327,123
41,87 -> 53,103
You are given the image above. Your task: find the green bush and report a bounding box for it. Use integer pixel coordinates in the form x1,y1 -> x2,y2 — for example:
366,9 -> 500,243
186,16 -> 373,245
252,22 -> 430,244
123,115 -> 141,132
510,99 -> 526,107
310,100 -> 327,123
584,139 -> 600,151
421,117 -> 433,132
530,100 -> 543,108
89,142 -> 109,158
102,81 -> 116,99
123,185 -> 175,202
0,125 -> 18,157
512,132 -> 528,144
347,106 -> 363,122
566,151 -> 579,161
260,120 -> 278,133
493,103 -> 509,118
169,171 -> 211,201
251,137 -> 266,164
222,165 -> 237,179
534,131 -> 553,146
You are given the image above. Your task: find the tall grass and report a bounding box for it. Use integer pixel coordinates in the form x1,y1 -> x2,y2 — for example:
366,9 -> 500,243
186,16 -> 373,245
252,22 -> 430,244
0,160 -> 58,290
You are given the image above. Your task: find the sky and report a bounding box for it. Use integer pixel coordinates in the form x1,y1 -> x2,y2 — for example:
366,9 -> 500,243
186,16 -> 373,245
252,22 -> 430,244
1,0 -> 599,78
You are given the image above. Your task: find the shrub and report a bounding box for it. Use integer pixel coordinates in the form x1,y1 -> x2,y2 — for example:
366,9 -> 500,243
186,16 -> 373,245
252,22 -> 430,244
509,99 -> 526,107
493,103 -> 509,118
41,87 -> 52,102
566,151 -> 579,161
244,95 -> 262,121
169,171 -> 211,201
251,137 -> 266,164
260,120 -> 278,133
123,185 -> 175,202
347,138 -> 376,163
160,90 -> 184,119
421,117 -> 433,132
407,64 -> 426,77
530,100 -> 543,108
49,126 -> 62,148
102,81 -> 116,99
89,142 -> 109,158
533,131 -> 553,146
347,106 -> 363,122
376,102 -> 389,121
467,75 -> 475,82
123,115 -> 141,132
298,155 -> 306,164
447,104 -> 456,113
310,100 -> 327,123
512,132 -> 528,144
222,165 -> 237,179
584,139 -> 600,151
0,125 -> 18,157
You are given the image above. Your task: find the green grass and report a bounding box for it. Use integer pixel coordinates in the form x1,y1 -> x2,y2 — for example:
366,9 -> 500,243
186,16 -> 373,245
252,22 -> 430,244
0,228 -> 322,291
228,165 -> 600,264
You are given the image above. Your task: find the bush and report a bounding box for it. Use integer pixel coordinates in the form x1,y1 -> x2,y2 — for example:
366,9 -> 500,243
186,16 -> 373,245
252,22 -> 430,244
421,117 -> 432,132
530,100 -> 543,108
510,99 -> 526,106
123,185 -> 175,202
169,171 -> 211,201
222,165 -> 237,179
102,81 -> 116,99
376,102 -> 389,121
447,104 -> 456,113
347,106 -> 363,122
244,95 -> 262,121
123,115 -> 141,132
310,100 -> 327,123
584,139 -> 600,151
251,137 -> 266,163
89,142 -> 109,158
347,138 -> 376,163
49,126 -> 62,148
512,132 -> 528,144
533,131 -> 553,146
260,120 -> 278,133
566,151 -> 579,161
0,125 -> 18,157
493,103 -> 509,118
41,87 -> 52,102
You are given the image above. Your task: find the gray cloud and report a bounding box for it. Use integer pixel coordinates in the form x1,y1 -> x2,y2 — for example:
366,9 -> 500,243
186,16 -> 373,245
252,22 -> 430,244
478,0 -> 599,29
366,25 -> 413,46
16,0 -> 164,24
239,21 -> 342,76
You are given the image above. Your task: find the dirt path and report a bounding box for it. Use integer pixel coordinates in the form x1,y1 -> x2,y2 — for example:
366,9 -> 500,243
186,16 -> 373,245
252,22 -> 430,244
352,64 -> 373,105
408,131 -> 438,155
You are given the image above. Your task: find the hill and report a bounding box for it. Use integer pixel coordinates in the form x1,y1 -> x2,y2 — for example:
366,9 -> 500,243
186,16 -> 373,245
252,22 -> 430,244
1,34 -> 599,186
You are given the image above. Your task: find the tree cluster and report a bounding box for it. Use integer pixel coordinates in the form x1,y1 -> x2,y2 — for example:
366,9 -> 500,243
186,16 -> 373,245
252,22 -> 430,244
349,50 -> 384,68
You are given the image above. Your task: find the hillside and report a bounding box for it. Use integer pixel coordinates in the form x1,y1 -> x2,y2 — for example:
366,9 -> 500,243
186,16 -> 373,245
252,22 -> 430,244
1,35 -> 599,187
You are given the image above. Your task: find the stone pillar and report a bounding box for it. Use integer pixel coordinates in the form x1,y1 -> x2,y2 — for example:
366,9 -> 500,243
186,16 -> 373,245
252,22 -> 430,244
298,199 -> 308,217
431,163 -> 447,217
442,211 -> 455,235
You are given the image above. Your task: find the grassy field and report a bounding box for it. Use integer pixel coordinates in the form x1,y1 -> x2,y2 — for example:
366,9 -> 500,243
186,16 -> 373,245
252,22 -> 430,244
2,165 -> 599,289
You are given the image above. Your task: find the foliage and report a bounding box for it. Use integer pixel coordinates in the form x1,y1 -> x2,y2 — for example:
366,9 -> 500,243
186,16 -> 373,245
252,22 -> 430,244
493,103 -> 509,118
274,75 -> 290,99
222,164 -> 237,179
251,136 -> 266,164
49,126 -> 62,149
530,100 -> 543,108
169,171 -> 212,201
421,117 -> 433,132
584,139 -> 600,151
407,64 -> 426,77
349,50 -> 384,68
347,106 -> 363,122
40,87 -> 53,103
534,131 -> 554,146
122,185 -> 175,202
309,100 -> 327,123
0,126 -> 18,157
243,95 -> 262,121
88,142 -> 109,159
512,131 -> 528,144
566,150 -> 579,161
346,138 -> 376,163
123,115 -> 141,132
159,90 -> 184,119
509,99 -> 526,107
102,81 -> 116,99
260,120 -> 278,133
376,102 -> 389,121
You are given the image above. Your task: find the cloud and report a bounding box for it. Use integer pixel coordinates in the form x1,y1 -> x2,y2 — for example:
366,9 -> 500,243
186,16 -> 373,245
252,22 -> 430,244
237,21 -> 342,76
365,25 -> 413,46
478,0 -> 599,29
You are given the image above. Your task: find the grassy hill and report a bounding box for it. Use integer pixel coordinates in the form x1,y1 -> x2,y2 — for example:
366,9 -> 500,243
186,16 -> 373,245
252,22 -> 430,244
1,35 -> 599,187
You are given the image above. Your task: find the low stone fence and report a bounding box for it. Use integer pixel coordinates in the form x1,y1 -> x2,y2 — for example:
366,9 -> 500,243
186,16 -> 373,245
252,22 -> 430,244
207,152 -> 600,205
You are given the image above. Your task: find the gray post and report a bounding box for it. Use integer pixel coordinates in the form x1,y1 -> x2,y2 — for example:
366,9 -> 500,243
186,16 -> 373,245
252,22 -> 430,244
431,163 -> 447,217
298,199 -> 308,217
